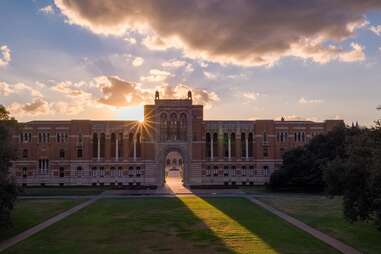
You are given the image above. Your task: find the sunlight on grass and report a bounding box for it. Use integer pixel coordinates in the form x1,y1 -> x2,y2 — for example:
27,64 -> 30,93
179,196 -> 279,254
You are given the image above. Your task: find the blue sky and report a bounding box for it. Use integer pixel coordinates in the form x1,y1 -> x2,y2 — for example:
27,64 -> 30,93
0,0 -> 381,125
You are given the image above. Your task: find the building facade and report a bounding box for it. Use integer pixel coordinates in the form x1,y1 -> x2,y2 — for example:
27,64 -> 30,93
10,91 -> 343,187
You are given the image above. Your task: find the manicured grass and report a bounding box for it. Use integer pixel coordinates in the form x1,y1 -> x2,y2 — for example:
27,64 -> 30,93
0,199 -> 84,241
20,187 -> 105,196
257,194 -> 381,254
4,197 -> 337,254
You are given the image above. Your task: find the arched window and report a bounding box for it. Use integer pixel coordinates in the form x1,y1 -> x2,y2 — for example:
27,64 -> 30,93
223,133 -> 229,158
180,113 -> 187,141
230,133 -> 236,158
160,113 -> 168,141
136,132 -> 141,158
166,158 -> 171,165
92,133 -> 98,158
206,133 -> 211,158
213,133 -> 218,158
170,113 -> 177,141
263,132 -> 267,143
248,133 -> 253,157
129,133 -> 134,158
118,133 -> 123,158
100,133 -> 106,158
111,133 -> 116,158
241,133 -> 246,158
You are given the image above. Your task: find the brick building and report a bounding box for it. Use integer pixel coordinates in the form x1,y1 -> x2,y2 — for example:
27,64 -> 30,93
10,91 -> 343,187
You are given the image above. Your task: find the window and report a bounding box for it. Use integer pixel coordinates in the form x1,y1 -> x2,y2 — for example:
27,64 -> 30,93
92,133 -> 98,158
111,133 -> 116,158
56,132 -> 68,143
263,132 -> 267,143
129,133 -> 134,158
128,166 -> 134,177
213,166 -> 218,176
77,148 -> 83,158
206,166 -> 211,177
213,133 -> 218,158
249,166 -> 254,176
100,167 -> 105,177
241,133 -> 246,158
136,167 -> 141,177
38,159 -> 49,174
223,166 -> 229,177
91,167 -> 96,177
223,133 -> 229,157
242,166 -> 247,176
118,133 -> 123,158
263,146 -> 268,157
230,133 -> 236,158
206,133 -> 211,158
231,166 -> 236,177
59,149 -> 65,159
248,133 -> 253,157
20,133 -> 32,143
76,166 -> 82,177
110,167 -> 116,177
22,167 -> 27,178
59,167 -> 65,178
100,133 -> 105,158
22,149 -> 28,158
39,132 -> 50,143
264,166 -> 269,177
118,167 -> 123,177
136,133 -> 141,158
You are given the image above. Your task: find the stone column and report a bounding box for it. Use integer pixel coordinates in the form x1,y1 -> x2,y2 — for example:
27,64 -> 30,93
97,134 -> 100,161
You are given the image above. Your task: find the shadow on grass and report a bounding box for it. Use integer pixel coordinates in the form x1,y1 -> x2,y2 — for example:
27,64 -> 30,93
3,198 -> 233,254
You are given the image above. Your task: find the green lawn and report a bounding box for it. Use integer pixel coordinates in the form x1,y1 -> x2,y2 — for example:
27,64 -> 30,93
4,197 -> 337,254
20,187 -> 105,196
0,199 -> 84,241
257,194 -> 381,254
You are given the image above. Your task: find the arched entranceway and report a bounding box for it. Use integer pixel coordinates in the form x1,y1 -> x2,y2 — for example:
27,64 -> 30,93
164,151 -> 184,187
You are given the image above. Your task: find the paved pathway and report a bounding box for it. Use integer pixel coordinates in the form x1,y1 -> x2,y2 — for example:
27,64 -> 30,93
0,196 -> 99,252
247,197 -> 362,254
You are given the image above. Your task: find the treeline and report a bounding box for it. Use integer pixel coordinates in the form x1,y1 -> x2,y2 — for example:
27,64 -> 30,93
270,121 -> 381,229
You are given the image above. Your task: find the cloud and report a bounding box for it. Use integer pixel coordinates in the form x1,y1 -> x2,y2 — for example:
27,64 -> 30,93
39,5 -> 55,14
243,92 -> 260,101
0,81 -> 12,96
203,71 -> 217,80
8,98 -> 50,116
0,81 -> 43,97
370,25 -> 381,36
158,84 -> 219,109
95,76 -> 151,107
140,69 -> 171,82
51,81 -> 92,98
124,37 -> 137,44
0,45 -> 11,67
338,43 -> 365,62
54,0 -> 380,66
298,97 -> 324,104
162,59 -> 187,69
132,56 -> 144,67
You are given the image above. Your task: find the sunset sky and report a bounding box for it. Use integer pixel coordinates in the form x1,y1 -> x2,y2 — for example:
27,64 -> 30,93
1,0 -> 381,125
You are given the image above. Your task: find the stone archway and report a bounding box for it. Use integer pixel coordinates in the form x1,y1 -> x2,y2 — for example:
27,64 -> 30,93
157,145 -> 189,186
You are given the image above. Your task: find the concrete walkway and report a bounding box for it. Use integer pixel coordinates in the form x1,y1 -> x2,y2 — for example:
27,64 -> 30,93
247,197 -> 361,254
0,196 -> 99,252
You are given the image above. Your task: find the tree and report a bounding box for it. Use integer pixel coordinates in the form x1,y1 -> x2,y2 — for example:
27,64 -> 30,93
0,105 -> 17,227
269,125 -> 346,192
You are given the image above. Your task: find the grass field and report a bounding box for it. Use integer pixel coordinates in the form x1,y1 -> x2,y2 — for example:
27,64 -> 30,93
3,197 -> 337,254
0,199 -> 84,241
257,194 -> 381,254
20,187 -> 105,196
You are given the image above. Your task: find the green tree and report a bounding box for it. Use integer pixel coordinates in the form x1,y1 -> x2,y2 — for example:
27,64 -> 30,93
0,105 -> 17,227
